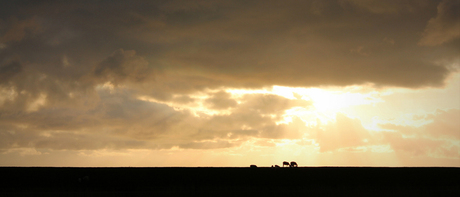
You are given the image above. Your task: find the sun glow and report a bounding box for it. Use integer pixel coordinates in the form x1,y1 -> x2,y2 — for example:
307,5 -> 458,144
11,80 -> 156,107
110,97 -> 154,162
269,85 -> 386,126
137,79 -> 459,161
271,85 -> 383,111
138,85 -> 389,128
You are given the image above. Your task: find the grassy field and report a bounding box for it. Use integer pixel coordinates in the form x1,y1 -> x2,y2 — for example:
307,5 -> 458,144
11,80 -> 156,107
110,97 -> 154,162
0,167 -> 459,196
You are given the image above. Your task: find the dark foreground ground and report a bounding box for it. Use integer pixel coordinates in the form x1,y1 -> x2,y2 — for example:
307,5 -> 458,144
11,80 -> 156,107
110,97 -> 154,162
0,167 -> 459,196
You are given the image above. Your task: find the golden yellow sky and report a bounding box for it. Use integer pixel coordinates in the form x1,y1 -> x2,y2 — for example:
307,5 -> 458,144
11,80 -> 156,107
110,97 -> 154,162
0,0 -> 459,167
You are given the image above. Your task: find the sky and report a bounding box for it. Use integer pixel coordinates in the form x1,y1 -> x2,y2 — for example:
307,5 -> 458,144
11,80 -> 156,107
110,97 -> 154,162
0,0 -> 459,167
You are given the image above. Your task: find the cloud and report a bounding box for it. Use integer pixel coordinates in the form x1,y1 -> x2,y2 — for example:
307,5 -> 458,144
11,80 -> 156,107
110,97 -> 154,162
0,60 -> 22,84
0,0 -> 458,164
384,132 -> 454,158
179,140 -> 239,149
304,110 -> 459,158
191,93 -> 312,140
259,117 -> 306,139
380,109 -> 460,140
0,17 -> 42,43
0,124 -> 148,152
311,113 -> 374,152
424,109 -> 460,139
0,63 -> 97,113
204,91 -> 237,110
379,109 -> 460,158
0,0 -> 455,93
238,94 -> 311,114
0,89 -> 194,151
93,49 -> 153,85
419,0 -> 460,46
0,87 -> 312,152
340,0 -> 431,14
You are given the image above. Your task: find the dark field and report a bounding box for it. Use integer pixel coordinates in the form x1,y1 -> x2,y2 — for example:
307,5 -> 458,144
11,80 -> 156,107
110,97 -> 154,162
1,167 -> 459,196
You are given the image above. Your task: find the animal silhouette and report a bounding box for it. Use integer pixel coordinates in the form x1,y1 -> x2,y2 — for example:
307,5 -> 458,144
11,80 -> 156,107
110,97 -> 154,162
290,161 -> 298,167
283,161 -> 290,167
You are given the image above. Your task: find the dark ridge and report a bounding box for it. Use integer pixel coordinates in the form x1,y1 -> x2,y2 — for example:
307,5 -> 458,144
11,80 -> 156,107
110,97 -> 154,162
1,167 -> 459,196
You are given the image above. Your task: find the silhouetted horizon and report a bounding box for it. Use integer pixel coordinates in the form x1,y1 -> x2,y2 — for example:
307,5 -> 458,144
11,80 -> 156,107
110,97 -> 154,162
1,166 -> 459,195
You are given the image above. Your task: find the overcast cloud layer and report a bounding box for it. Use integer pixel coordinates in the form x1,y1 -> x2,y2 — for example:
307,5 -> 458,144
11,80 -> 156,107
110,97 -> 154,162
0,0 -> 459,166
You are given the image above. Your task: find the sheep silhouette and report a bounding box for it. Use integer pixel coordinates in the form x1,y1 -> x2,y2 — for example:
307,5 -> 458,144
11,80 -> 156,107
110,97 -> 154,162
282,161 -> 290,167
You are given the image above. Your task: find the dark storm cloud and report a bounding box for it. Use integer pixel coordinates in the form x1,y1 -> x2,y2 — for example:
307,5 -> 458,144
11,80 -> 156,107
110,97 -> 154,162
1,0 -> 457,96
0,16 -> 41,43
340,0 -> 431,14
419,0 -> 460,46
93,49 -> 153,85
0,60 -> 22,84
